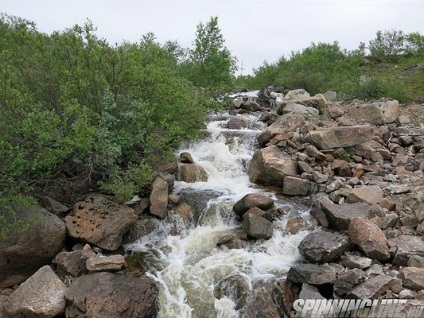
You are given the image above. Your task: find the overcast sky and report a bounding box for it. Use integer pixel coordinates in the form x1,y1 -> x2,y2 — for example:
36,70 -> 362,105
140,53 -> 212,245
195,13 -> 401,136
1,0 -> 423,75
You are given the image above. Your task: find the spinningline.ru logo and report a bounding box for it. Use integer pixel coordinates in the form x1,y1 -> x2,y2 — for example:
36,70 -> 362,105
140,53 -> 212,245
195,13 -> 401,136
290,299 -> 424,318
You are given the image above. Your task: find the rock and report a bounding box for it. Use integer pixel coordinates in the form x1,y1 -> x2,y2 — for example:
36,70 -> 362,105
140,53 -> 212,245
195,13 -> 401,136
242,213 -> 273,240
248,146 -> 298,187
0,205 -> 66,288
323,91 -> 337,101
149,176 -> 169,219
407,255 -> 424,268
307,125 -> 374,150
86,255 -> 127,272
319,196 -> 373,230
233,193 -> 274,217
257,112 -> 305,146
4,265 -> 66,318
283,176 -> 314,196
298,231 -> 351,263
347,100 -> 400,125
53,249 -> 89,277
278,94 -> 327,114
122,217 -> 159,244
287,264 -> 336,285
179,163 -> 208,182
340,254 -> 372,269
348,217 -> 390,261
274,279 -> 301,318
346,185 -> 384,205
65,272 -> 158,318
175,202 -> 199,225
286,216 -> 307,234
346,274 -> 396,299
305,145 -> 326,161
334,269 -> 365,296
283,89 -> 310,101
242,280 -> 281,318
65,194 -> 137,251
214,274 -> 249,310
281,102 -> 319,117
241,100 -> 261,112
298,284 -> 325,299
400,267 -> 424,291
389,235 -> 424,266
39,196 -> 70,217
179,152 -> 194,163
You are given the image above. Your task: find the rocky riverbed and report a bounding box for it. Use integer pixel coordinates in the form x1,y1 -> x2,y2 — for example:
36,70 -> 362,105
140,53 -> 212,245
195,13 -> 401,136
1,87 -> 424,317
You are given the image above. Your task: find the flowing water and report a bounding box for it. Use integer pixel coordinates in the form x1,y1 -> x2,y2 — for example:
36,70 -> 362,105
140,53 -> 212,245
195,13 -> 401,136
125,107 -> 315,317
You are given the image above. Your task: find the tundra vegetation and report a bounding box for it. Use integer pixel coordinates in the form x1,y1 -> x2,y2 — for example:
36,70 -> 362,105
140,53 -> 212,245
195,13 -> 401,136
0,12 -> 423,236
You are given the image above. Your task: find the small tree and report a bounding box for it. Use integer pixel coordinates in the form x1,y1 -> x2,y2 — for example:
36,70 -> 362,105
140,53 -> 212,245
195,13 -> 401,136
405,32 -> 424,56
368,29 -> 405,58
187,16 -> 237,89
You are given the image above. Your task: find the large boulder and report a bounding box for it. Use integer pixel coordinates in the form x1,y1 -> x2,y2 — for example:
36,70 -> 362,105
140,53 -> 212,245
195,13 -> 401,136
278,94 -> 327,114
179,163 -> 208,183
346,185 -> 384,205
298,231 -> 351,263
65,272 -> 158,318
4,265 -> 67,318
149,176 -> 169,219
233,193 -> 274,217
65,194 -> 137,251
257,112 -> 304,145
318,196 -> 373,230
307,125 -> 374,150
348,218 -> 390,261
242,213 -> 273,240
0,205 -> 66,288
281,102 -> 319,117
283,176 -> 314,196
283,89 -> 310,101
248,146 -> 298,187
400,267 -> 424,291
347,100 -> 400,125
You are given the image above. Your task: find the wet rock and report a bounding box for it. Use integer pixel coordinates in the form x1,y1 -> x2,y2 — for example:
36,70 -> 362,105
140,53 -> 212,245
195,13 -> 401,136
334,269 -> 365,297
286,216 -> 308,234
149,176 -> 169,219
65,272 -> 158,318
346,185 -> 384,205
65,194 -> 137,251
179,152 -> 194,163
347,100 -> 400,125
179,163 -> 208,183
243,280 -> 281,318
389,235 -> 424,266
214,274 -> 250,310
298,231 -> 351,263
233,193 -> 274,217
4,265 -> 66,318
307,125 -> 374,150
248,146 -> 298,187
240,100 -> 261,112
122,217 -> 159,244
319,196 -> 372,230
348,217 -> 390,261
257,112 -> 305,145
400,267 -> 424,291
0,205 -> 66,288
287,264 -> 337,285
86,255 -> 127,272
242,213 -> 273,240
346,274 -> 396,299
175,202 -> 199,225
283,176 -> 314,196
274,279 -> 301,318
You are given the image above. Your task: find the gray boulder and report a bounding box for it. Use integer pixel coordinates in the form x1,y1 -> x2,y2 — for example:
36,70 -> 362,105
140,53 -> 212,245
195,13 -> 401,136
65,272 -> 158,318
346,274 -> 396,299
307,125 -> 374,150
233,193 -> 274,217
347,100 -> 400,125
242,213 -> 273,240
283,176 -> 314,196
0,205 -> 66,288
257,112 -> 305,145
400,267 -> 424,291
4,265 -> 67,318
248,146 -> 298,187
389,235 -> 424,266
298,231 -> 351,263
287,264 -> 337,285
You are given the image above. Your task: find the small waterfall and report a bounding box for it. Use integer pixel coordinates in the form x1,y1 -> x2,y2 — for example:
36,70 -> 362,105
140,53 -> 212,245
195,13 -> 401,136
125,110 -> 315,317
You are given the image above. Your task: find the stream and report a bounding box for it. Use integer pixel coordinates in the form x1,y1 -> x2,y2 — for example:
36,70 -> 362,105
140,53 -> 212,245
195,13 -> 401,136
125,102 -> 316,317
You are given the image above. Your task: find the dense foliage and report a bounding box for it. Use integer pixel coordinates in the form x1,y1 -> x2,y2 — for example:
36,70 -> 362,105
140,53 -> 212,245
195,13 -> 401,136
0,14 -> 237,235
236,30 -> 424,103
